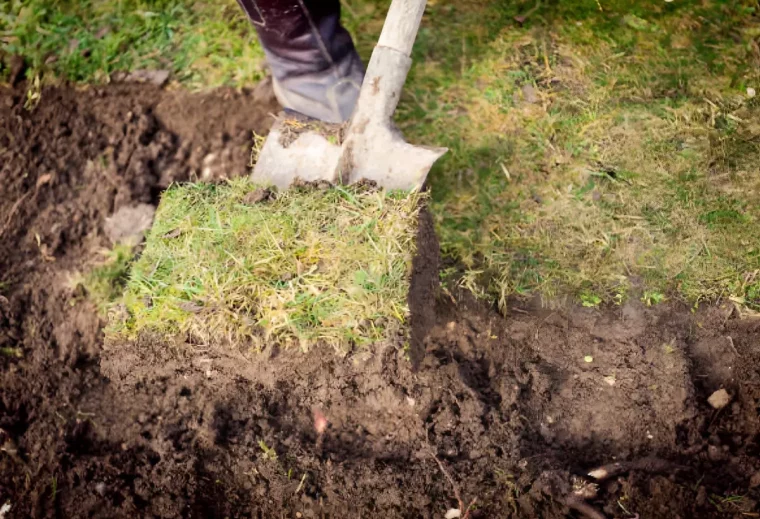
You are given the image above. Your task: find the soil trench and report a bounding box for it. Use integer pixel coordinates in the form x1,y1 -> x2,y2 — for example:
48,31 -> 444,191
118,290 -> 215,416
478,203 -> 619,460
2,84 -> 760,518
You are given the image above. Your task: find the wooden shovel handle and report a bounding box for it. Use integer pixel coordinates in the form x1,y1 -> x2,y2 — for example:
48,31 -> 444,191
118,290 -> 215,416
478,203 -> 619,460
377,0 -> 428,57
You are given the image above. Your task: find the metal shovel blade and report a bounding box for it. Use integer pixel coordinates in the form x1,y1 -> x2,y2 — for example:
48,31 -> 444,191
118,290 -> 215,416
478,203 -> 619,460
252,115 -> 342,189
252,112 -> 445,191
337,46 -> 447,191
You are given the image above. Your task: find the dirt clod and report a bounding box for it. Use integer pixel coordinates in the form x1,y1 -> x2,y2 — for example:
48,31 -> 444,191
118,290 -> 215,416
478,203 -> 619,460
8,54 -> 26,86
104,203 -> 155,244
114,69 -> 171,87
242,186 -> 273,204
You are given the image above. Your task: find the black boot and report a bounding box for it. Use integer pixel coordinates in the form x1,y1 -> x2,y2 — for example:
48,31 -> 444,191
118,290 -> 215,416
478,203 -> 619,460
235,0 -> 364,123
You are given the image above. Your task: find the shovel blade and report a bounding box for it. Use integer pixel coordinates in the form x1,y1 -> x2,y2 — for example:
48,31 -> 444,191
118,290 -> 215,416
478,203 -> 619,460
252,117 -> 341,189
341,123 -> 447,191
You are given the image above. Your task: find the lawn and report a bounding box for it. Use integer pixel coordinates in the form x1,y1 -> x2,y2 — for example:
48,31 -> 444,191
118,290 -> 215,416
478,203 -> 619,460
4,0 -> 759,312
109,182 -> 422,351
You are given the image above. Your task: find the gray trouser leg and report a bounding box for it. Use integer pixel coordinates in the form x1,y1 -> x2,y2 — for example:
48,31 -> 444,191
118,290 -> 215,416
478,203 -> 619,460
235,0 -> 364,123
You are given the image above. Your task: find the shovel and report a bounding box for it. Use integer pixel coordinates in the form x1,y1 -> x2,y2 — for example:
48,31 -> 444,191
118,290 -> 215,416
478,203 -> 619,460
252,0 -> 446,191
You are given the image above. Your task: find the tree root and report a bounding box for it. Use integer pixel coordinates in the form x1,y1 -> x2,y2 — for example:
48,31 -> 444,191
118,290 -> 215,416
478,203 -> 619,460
429,450 -> 477,519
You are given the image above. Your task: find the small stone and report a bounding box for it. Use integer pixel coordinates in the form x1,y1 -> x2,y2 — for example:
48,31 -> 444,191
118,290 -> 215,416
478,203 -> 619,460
313,409 -> 328,434
521,83 -> 539,104
95,482 -> 106,496
748,87 -> 756,98
104,203 -> 155,245
445,509 -> 461,519
242,187 -> 272,205
707,389 -> 731,410
123,69 -> 170,87
750,471 -> 760,488
584,355 -> 594,363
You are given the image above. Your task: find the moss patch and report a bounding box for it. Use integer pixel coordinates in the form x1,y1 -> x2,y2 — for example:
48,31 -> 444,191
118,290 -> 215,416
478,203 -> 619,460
111,180 -> 423,351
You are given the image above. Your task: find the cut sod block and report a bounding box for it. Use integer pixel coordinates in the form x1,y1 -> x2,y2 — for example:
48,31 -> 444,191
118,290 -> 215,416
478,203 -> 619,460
105,179 -> 436,367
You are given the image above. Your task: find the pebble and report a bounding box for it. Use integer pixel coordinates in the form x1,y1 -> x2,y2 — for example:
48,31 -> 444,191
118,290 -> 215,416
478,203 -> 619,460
707,389 -> 731,410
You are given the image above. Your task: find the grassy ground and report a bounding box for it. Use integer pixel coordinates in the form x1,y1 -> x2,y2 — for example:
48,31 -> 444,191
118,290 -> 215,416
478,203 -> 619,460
109,182 -> 422,350
4,0 -> 760,312
0,0 -> 264,87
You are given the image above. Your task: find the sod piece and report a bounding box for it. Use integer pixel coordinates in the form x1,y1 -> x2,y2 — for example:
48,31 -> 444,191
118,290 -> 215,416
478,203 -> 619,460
109,180 -> 425,353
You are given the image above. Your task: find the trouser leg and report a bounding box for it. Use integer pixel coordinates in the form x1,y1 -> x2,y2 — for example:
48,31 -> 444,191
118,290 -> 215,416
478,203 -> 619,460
235,0 -> 364,123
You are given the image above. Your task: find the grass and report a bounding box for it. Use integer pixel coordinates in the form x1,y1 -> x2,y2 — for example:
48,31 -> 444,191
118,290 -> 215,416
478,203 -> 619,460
110,181 -> 422,350
0,0 -> 264,88
4,0 -> 760,312
387,0 -> 760,311
78,243 -> 136,315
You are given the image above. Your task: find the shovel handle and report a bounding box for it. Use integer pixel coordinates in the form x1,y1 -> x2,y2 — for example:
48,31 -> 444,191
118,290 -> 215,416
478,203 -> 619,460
377,0 -> 428,57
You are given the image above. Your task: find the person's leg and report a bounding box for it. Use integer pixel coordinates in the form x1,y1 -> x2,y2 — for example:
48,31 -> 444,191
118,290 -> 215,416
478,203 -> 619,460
235,0 -> 364,123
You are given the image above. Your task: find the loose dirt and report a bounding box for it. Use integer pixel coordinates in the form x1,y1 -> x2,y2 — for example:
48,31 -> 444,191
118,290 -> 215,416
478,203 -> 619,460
2,83 -> 760,518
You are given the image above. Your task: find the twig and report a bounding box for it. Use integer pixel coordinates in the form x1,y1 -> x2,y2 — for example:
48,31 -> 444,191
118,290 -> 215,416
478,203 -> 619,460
429,450 -> 476,519
0,192 -> 29,238
294,473 -> 307,495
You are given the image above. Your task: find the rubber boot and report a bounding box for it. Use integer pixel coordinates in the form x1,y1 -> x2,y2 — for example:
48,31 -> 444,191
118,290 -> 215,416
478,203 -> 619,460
235,0 -> 364,123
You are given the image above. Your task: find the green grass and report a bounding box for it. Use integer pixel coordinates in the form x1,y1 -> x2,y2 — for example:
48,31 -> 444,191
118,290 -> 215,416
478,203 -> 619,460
388,0 -> 760,311
111,181 -> 422,350
4,0 -> 760,312
78,243 -> 136,315
0,0 -> 264,87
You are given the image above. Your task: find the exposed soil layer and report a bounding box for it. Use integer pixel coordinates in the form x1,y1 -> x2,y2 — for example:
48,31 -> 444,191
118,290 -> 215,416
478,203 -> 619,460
2,84 -> 760,519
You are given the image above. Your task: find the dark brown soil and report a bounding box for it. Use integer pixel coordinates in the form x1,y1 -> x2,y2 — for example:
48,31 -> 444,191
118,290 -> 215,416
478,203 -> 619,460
2,83 -> 760,519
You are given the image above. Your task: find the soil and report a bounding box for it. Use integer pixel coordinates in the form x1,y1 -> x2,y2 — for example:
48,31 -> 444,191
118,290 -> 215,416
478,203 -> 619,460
2,82 -> 760,519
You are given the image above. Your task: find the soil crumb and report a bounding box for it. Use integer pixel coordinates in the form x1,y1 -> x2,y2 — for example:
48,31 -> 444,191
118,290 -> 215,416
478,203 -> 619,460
2,84 -> 760,518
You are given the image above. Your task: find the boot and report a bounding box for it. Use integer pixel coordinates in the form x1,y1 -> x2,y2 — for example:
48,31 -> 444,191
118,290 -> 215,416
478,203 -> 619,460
235,0 -> 364,123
